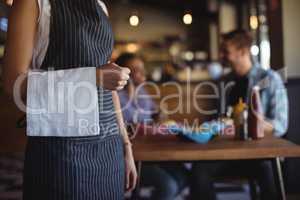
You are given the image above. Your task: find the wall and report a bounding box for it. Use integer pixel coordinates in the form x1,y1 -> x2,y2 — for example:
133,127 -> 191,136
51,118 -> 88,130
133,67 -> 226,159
219,2 -> 237,34
210,1 -> 237,60
110,4 -> 186,43
282,0 -> 300,78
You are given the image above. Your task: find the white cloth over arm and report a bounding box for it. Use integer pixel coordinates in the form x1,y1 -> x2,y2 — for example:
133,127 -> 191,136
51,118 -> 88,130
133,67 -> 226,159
26,67 -> 100,137
26,0 -> 109,137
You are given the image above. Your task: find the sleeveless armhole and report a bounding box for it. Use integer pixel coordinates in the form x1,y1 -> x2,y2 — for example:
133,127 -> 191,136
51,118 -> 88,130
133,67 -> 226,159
36,0 -> 42,23
98,0 -> 109,16
31,0 -> 51,69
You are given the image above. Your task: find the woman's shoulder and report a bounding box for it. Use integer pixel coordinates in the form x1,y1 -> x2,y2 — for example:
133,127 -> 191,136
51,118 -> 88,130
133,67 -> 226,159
36,0 -> 51,23
37,0 -> 109,18
97,0 -> 109,16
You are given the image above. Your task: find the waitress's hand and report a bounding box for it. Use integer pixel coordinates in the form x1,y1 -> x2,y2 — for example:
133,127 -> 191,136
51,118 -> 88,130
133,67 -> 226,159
124,145 -> 138,192
96,63 -> 131,90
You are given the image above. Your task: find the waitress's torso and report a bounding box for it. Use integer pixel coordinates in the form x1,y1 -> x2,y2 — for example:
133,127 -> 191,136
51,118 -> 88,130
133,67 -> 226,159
32,0 -> 109,70
31,0 -> 119,138
23,2 -> 125,200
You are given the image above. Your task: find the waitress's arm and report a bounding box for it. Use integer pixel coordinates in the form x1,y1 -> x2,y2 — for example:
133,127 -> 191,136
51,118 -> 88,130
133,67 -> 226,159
3,0 -> 39,99
112,91 -> 131,145
112,91 -> 137,191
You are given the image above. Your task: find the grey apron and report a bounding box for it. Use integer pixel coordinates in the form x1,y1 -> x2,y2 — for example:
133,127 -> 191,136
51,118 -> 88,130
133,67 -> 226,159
23,0 -> 125,199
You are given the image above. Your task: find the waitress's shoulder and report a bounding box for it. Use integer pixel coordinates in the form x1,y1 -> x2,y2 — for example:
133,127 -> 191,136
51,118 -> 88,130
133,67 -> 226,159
97,0 -> 109,16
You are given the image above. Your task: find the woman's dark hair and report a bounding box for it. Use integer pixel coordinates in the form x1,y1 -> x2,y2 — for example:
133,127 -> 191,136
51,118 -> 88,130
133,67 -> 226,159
115,53 -> 140,67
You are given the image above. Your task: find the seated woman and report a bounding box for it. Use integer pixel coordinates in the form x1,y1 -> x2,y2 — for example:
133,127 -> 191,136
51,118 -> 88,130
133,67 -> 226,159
116,53 -> 188,200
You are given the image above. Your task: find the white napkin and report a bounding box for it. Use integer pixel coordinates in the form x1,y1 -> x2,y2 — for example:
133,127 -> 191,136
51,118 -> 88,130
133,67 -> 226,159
26,67 -> 100,137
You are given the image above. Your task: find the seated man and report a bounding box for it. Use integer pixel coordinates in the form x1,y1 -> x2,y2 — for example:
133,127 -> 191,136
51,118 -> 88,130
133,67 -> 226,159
190,30 -> 288,200
116,53 -> 188,200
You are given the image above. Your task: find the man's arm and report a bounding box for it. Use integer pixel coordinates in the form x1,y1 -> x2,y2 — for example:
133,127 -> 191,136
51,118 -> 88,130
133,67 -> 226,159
265,72 -> 289,137
262,120 -> 274,136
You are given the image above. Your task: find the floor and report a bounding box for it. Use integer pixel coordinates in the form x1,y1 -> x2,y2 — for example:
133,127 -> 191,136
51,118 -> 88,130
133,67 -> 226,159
0,153 -> 23,200
0,153 -> 299,200
135,184 -> 253,200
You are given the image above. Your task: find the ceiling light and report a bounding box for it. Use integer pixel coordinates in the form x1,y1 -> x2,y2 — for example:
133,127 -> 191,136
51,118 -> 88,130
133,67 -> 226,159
183,13 -> 193,25
126,43 -> 139,53
251,45 -> 260,56
250,15 -> 258,30
182,51 -> 194,61
129,15 -> 140,27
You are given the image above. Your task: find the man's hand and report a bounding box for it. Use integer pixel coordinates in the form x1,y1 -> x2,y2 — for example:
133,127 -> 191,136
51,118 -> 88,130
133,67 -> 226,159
96,63 -> 131,90
262,119 -> 274,136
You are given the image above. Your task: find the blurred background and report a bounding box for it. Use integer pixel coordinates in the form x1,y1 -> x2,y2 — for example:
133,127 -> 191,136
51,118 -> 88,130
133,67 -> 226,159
0,0 -> 299,81
0,0 -> 300,199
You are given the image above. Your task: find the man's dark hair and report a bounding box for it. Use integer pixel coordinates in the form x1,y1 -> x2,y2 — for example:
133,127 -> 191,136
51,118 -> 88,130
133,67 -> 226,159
222,30 -> 253,50
115,53 -> 139,67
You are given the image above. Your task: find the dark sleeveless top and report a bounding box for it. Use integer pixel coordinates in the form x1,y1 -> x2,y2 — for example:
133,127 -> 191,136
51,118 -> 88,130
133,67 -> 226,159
41,0 -> 113,68
41,0 -> 118,133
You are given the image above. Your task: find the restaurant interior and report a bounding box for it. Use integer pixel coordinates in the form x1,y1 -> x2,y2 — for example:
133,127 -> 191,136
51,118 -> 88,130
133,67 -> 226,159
0,0 -> 300,199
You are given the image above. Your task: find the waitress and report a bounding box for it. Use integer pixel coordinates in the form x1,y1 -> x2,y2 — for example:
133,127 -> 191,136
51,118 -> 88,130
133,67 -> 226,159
3,0 -> 137,199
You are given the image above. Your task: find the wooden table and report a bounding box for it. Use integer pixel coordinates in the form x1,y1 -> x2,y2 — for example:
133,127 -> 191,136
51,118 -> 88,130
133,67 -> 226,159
132,135 -> 300,200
